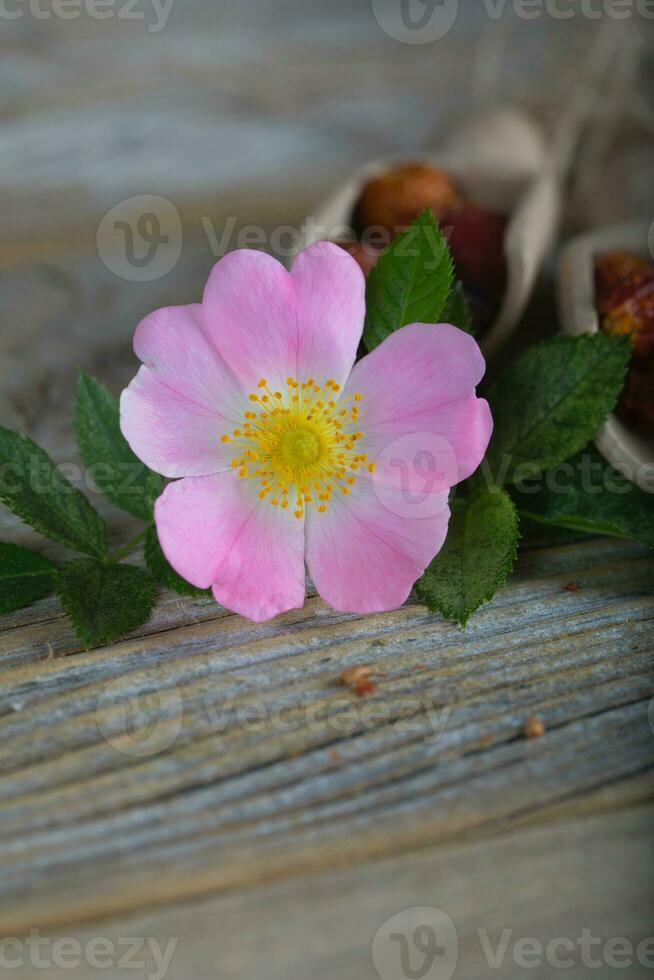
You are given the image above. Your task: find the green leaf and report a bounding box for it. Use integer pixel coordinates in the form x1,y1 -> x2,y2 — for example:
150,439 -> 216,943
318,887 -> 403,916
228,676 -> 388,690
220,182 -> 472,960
363,209 -> 453,351
144,526 -> 209,597
0,543 -> 56,614
440,280 -> 475,335
75,371 -> 164,520
415,488 -> 519,626
55,559 -> 156,648
486,334 -> 630,486
0,427 -> 107,559
514,445 -> 654,549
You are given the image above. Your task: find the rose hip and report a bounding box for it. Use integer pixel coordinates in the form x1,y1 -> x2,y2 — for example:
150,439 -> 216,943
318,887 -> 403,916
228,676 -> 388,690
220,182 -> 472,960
339,240 -> 382,278
442,201 -> 508,297
599,275 -> 654,359
595,251 -> 654,436
357,163 -> 460,237
595,251 -> 651,304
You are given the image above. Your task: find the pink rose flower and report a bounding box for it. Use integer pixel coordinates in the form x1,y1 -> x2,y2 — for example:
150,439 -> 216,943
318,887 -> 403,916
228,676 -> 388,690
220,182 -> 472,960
120,243 -> 492,622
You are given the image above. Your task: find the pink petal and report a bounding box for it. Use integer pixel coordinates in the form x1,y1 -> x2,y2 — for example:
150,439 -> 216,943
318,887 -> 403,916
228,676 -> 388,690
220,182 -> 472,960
155,473 -> 306,622
202,244 -> 364,392
290,241 -> 365,386
120,304 -> 243,478
202,251 -> 294,392
305,479 -> 450,614
345,323 -> 492,492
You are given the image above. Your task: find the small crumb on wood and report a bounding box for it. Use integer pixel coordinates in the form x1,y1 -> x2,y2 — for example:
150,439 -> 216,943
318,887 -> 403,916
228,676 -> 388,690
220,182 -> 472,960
340,665 -> 372,685
563,582 -> 582,593
523,715 -> 545,738
339,665 -> 376,696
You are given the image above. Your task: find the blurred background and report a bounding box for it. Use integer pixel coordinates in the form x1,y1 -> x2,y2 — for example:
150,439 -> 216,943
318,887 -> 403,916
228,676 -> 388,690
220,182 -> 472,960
1,0 -> 652,247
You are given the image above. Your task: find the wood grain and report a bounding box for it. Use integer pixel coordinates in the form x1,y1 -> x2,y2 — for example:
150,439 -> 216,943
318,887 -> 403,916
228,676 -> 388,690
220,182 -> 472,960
0,531 -> 652,934
7,803 -> 654,979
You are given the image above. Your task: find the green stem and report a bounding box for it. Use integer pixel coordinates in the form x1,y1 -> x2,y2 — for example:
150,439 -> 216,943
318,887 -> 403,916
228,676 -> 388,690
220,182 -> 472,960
107,525 -> 151,565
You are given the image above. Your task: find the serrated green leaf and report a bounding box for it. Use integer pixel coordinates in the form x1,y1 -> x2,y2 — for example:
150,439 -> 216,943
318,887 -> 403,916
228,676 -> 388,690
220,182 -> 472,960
145,526 -> 209,597
0,427 -> 107,559
415,488 -> 519,626
514,445 -> 654,548
440,280 -> 475,335
75,371 -> 164,520
0,542 -> 56,614
55,559 -> 156,648
486,334 -> 630,486
363,209 -> 453,351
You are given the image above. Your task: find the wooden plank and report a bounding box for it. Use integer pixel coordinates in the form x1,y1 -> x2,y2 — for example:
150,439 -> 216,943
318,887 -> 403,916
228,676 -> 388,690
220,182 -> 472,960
0,532 -> 651,932
4,800 -> 654,978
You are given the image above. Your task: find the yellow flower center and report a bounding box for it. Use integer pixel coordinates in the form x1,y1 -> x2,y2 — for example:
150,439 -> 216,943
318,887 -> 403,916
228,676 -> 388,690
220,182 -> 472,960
221,377 -> 375,519
278,426 -> 322,469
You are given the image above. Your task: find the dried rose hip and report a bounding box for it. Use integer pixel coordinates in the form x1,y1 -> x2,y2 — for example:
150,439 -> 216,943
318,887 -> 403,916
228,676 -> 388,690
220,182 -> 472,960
595,250 -> 654,436
339,240 -> 383,278
598,277 -> 654,359
344,163 -> 508,337
442,201 -> 508,298
595,251 -> 651,306
356,163 -> 460,237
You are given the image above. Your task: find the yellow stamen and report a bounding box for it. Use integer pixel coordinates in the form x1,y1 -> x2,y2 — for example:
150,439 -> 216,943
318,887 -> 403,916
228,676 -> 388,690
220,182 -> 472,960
221,376 -> 367,515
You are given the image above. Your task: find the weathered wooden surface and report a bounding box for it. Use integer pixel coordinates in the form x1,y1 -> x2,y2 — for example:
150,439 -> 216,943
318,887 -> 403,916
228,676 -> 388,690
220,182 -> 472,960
6,805 -> 653,979
1,3 -> 653,977
1,530 -> 653,943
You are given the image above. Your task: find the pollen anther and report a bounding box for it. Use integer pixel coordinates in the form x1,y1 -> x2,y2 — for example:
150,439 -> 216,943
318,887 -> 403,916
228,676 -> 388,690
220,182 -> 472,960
222,377 -> 366,516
